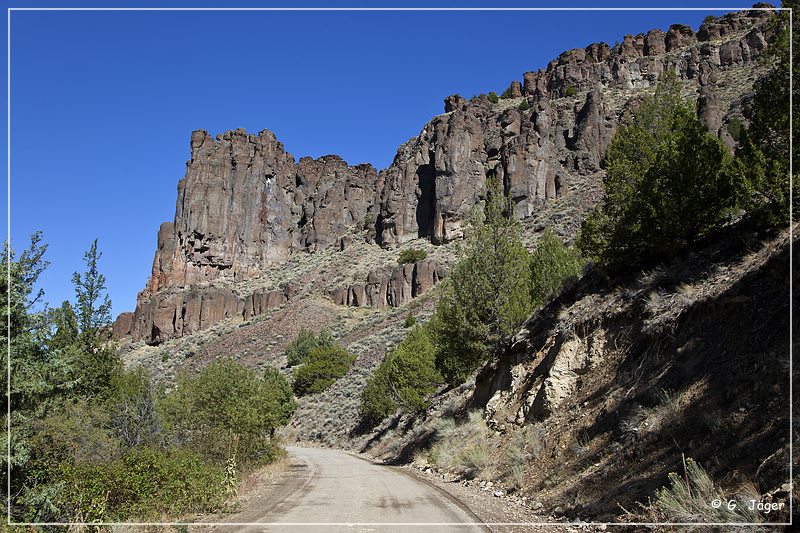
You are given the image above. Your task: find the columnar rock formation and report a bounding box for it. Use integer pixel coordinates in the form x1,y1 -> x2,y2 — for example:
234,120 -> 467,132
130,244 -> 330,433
330,259 -> 446,309
114,5 -> 776,345
144,129 -> 380,296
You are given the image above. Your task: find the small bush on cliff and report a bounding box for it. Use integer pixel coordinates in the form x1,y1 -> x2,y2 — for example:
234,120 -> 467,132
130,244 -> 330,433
285,329 -> 334,367
159,359 -> 295,466
518,98 -> 531,111
398,248 -> 428,265
360,325 -> 443,421
293,345 -> 356,396
431,175 -> 532,385
487,91 -> 499,104
577,72 -> 737,270
500,87 -> 513,99
564,85 -> 577,97
530,228 -> 584,307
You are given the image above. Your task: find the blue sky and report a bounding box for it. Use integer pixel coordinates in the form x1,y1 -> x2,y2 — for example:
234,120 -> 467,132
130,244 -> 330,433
3,0 -> 753,317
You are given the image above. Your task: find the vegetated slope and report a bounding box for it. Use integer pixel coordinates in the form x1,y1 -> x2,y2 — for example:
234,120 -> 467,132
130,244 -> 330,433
361,222 -> 794,525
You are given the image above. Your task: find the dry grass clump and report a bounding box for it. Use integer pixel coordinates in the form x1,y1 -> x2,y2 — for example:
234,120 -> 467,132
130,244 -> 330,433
425,411 -> 548,490
652,457 -> 764,527
428,411 -> 494,478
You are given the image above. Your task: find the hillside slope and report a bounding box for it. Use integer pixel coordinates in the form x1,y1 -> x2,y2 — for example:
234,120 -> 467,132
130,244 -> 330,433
361,223 -> 794,526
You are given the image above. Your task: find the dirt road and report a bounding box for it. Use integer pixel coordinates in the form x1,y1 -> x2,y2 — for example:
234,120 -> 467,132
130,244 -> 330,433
214,446 -> 489,532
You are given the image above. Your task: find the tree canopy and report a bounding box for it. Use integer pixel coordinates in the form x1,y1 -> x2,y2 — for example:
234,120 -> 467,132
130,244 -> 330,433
431,175 -> 533,384
577,72 -> 737,269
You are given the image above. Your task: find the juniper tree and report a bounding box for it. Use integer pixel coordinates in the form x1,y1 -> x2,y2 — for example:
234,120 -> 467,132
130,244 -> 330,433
733,1 -> 796,224
71,239 -> 119,397
431,175 -> 533,384
577,71 -> 736,270
530,228 -> 584,307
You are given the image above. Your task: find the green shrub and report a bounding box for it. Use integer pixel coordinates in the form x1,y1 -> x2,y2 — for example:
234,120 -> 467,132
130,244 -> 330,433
725,116 -> 746,144
360,326 -> 443,420
363,212 -> 374,230
159,359 -> 295,465
25,399 -> 121,480
500,87 -> 513,99
293,345 -> 356,396
285,329 -> 334,367
431,175 -> 532,384
530,228 -> 584,307
577,72 -> 737,270
56,447 -> 227,521
398,248 -> 428,265
518,98 -> 531,111
487,91 -> 499,104
359,369 -> 397,422
109,367 -> 161,448
565,85 -> 577,97
403,312 -> 416,328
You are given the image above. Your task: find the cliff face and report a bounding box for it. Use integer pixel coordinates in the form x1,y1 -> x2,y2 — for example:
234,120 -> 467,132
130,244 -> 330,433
115,5 -> 776,345
145,128 -> 381,296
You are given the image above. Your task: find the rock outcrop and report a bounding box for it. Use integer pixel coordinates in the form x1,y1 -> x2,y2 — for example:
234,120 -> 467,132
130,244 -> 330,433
143,129 -> 380,297
116,5 -> 776,345
113,283 -> 295,344
330,259 -> 446,309
520,7 -> 772,98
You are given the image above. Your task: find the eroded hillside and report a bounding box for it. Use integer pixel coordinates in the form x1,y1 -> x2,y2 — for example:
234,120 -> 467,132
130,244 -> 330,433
361,223 -> 794,526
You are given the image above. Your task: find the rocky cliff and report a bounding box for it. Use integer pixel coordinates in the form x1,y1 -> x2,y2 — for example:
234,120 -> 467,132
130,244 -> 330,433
116,5 -> 777,345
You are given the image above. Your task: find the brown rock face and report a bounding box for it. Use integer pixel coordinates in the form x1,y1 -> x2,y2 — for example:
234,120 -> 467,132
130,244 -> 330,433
128,284 -> 292,345
519,8 -> 771,97
331,259 -> 445,308
665,24 -> 696,51
144,128 -> 380,296
118,7 -> 775,345
112,312 -> 134,340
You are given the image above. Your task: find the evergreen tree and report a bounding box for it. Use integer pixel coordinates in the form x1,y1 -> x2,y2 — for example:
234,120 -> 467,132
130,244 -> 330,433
50,300 -> 78,351
360,325 -> 442,420
71,239 -> 119,397
577,71 -> 736,269
734,1 -> 796,224
0,233 -> 74,413
431,175 -> 533,384
530,228 -> 584,307
1,234 -> 77,520
285,329 -> 334,367
72,239 -> 112,349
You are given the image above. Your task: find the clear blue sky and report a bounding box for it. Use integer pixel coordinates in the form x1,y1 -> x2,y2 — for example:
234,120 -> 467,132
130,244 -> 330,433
3,0 -> 752,317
